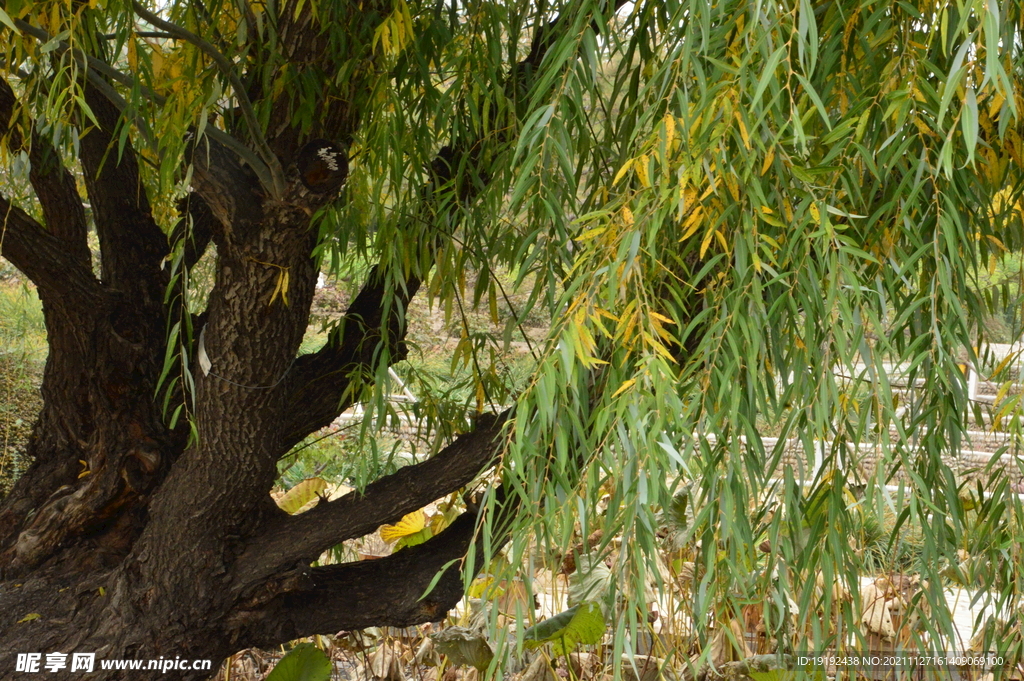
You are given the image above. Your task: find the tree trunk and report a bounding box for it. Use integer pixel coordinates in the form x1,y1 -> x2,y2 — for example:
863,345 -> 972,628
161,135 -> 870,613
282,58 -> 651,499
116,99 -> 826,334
0,69 -> 509,681
0,0 -> 589,675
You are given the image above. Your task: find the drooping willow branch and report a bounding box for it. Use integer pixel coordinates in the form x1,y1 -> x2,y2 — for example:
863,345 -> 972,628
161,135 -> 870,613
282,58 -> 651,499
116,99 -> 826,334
13,17 -> 278,193
130,1 -> 286,198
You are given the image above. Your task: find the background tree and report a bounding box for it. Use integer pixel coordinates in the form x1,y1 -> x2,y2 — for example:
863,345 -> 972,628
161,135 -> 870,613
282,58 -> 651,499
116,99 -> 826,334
0,0 -> 1022,678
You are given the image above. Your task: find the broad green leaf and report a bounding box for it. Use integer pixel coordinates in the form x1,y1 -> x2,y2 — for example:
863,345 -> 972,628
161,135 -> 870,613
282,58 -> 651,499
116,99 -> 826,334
567,555 -> 613,608
431,627 -> 495,670
393,526 -> 433,550
523,602 -> 605,655
265,643 -> 332,681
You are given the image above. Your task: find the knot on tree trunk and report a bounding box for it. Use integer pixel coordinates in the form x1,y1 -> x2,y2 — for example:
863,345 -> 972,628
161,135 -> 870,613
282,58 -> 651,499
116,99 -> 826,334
297,139 -> 348,195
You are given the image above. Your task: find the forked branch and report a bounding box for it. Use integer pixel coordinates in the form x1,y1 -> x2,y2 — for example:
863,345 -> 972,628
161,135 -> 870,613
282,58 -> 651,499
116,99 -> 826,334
231,411 -> 509,595
0,197 -> 103,304
232,512 -> 481,647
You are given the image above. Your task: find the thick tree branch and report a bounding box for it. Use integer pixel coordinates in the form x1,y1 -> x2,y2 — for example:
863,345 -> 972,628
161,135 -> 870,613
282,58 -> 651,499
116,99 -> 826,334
78,83 -> 169,307
234,478 -> 523,648
275,2 -> 621,444
231,411 -> 509,596
279,265 -> 420,448
231,511 -> 480,647
185,132 -> 265,236
0,78 -> 91,267
0,197 -> 103,304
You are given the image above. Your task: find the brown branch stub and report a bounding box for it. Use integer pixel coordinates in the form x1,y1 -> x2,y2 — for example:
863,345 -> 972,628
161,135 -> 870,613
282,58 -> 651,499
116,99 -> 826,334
231,410 -> 510,596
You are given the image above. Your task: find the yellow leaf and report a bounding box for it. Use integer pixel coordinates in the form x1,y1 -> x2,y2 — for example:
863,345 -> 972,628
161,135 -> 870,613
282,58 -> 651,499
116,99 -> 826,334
468,575 -> 495,599
989,92 -> 1005,118
725,174 -> 739,201
760,206 -> 774,215
612,159 -> 632,185
634,154 -> 651,188
987,235 -> 1007,251
679,206 -> 704,241
146,40 -> 167,78
275,477 -> 328,514
649,311 -> 675,325
612,378 -> 636,398
576,227 -> 606,241
620,311 -> 638,346
17,613 -> 40,623
268,271 -> 283,305
663,114 -> 676,151
761,147 -> 776,176
644,333 -> 678,363
734,111 -> 750,150
429,509 -> 455,535
127,40 -> 138,72
700,228 -> 715,259
621,206 -> 634,226
809,203 -> 820,223
380,510 -> 427,543
715,229 -> 729,251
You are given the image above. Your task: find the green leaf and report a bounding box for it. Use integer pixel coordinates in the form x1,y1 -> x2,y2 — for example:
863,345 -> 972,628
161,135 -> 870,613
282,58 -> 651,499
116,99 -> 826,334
0,7 -> 19,33
393,527 -> 433,550
567,555 -> 612,608
793,73 -> 831,130
753,46 -> 786,104
522,602 -> 605,655
431,627 -> 495,670
961,86 -> 978,164
265,643 -> 332,681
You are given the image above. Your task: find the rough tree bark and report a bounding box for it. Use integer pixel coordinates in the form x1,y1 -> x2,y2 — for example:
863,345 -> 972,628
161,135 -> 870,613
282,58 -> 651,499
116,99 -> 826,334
0,0 -> 595,677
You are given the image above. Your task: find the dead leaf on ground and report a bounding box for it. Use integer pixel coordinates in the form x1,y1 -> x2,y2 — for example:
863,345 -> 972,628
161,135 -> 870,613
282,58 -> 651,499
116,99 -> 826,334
368,644 -> 405,681
861,581 -> 896,639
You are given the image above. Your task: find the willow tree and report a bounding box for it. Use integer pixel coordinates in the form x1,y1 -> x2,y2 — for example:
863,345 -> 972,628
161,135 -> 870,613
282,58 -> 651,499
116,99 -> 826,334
1,0 -> 1023,676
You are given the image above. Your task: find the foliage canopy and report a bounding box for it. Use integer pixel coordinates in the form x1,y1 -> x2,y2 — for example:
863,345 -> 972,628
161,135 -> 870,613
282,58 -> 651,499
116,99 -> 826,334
1,0 -> 1024,671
